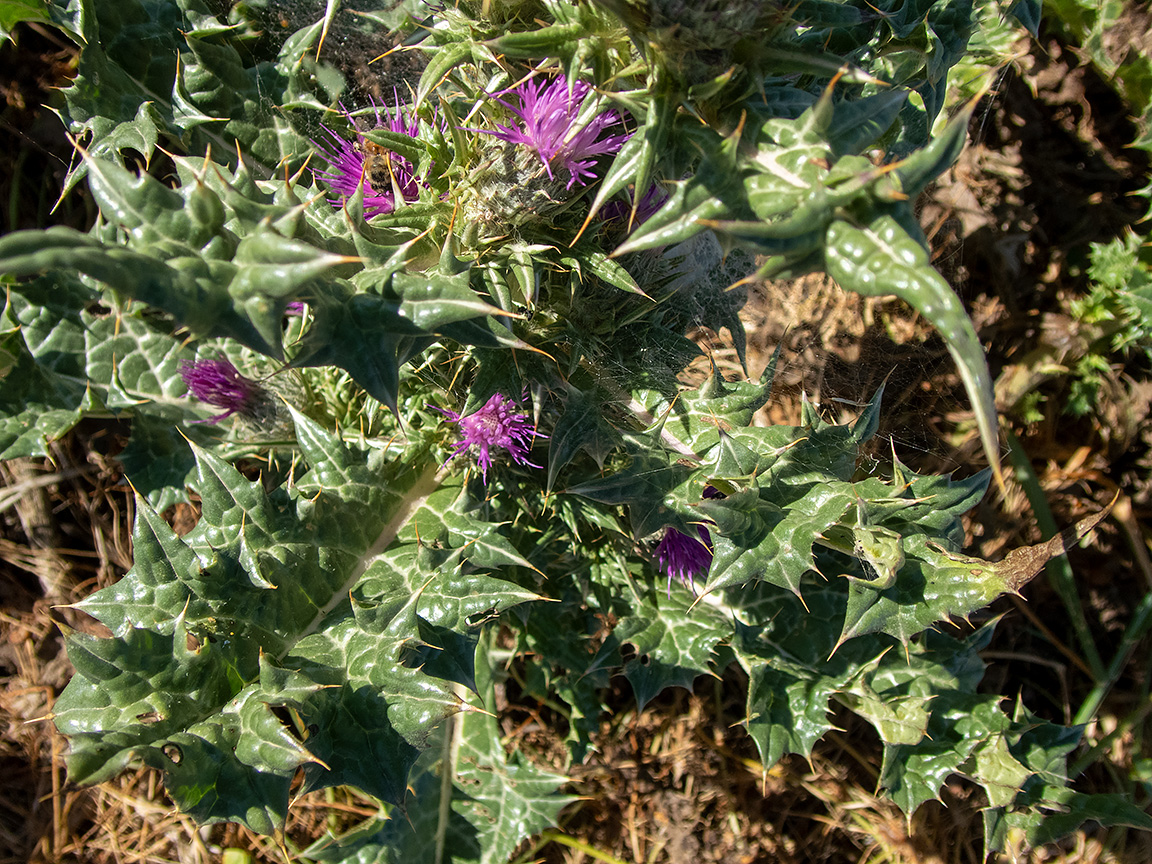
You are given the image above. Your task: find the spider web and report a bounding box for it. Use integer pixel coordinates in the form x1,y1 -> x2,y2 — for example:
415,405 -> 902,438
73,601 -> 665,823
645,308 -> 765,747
242,0 -> 426,103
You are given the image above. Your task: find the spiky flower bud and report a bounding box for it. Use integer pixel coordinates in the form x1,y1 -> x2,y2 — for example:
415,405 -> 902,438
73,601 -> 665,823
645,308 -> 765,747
653,485 -> 724,592
462,76 -> 628,231
481,77 -> 629,190
596,0 -> 784,85
462,137 -> 577,231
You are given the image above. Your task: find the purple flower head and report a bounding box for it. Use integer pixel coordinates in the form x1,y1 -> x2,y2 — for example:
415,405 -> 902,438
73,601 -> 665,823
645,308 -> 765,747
435,393 -> 545,482
654,526 -> 713,595
480,76 -> 630,190
601,185 -> 668,230
653,487 -> 723,593
180,358 -> 265,424
285,300 -> 306,317
313,98 -> 423,219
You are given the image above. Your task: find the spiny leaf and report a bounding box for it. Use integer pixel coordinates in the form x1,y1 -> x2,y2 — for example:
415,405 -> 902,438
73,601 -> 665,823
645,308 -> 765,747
597,587 -> 731,710
546,386 -> 620,491
880,693 -> 1027,816
402,480 -> 537,573
733,610 -> 847,769
836,504 -> 1115,648
702,483 -> 853,596
0,0 -> 52,40
824,211 -> 1002,487
300,634 -> 574,864
55,414 -> 498,829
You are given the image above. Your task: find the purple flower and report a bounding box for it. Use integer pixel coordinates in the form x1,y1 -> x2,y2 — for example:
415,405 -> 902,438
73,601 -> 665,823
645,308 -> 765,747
180,358 -> 265,424
653,487 -> 723,593
479,77 -> 629,190
653,526 -> 713,594
601,185 -> 667,230
435,393 -> 544,482
313,99 -> 423,218
285,301 -> 306,317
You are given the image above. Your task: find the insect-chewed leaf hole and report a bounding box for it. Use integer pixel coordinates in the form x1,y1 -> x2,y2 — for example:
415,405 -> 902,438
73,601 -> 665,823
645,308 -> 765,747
620,642 -> 637,664
466,607 -> 499,627
161,743 -> 182,764
270,705 -> 307,743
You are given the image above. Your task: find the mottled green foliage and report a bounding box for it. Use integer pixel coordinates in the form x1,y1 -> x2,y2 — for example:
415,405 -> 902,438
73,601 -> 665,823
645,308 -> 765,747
0,0 -> 1133,860
55,413 -> 539,831
302,637 -> 575,864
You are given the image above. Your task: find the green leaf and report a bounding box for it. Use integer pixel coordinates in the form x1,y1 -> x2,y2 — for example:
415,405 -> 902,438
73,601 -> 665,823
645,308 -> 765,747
0,226 -> 275,356
290,292 -> 421,413
702,482 -> 854,596
995,793 -> 1152,851
1008,0 -> 1041,36
416,39 -> 476,108
393,269 -> 505,332
448,638 -> 576,863
839,655 -> 931,746
880,692 -> 1023,815
733,603 -> 848,769
546,386 -> 620,491
0,0 -> 51,40
598,586 -> 731,710
824,211 -> 1001,485
834,534 -> 1005,648
301,633 -> 574,864
55,412 -> 518,830
649,361 -> 778,454
892,100 -> 977,200
828,90 -> 909,158
403,481 -> 537,574
0,281 -> 90,457
0,334 -> 87,458
565,450 -> 695,539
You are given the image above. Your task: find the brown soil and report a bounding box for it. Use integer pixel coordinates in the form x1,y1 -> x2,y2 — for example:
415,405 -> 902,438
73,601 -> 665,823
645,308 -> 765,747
3,15 -> 1152,864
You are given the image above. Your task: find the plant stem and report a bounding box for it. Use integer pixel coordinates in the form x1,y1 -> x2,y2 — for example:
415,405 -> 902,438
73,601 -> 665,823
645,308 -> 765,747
538,831 -> 630,864
1071,691 -> 1152,777
1005,429 -> 1105,679
1074,591 -> 1152,728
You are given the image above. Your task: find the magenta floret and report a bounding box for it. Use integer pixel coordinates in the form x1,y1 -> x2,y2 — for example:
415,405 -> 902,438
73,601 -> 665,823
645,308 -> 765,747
436,393 -> 543,481
653,526 -> 713,594
179,358 -> 264,424
481,77 -> 630,189
601,185 -> 667,229
313,98 -> 423,218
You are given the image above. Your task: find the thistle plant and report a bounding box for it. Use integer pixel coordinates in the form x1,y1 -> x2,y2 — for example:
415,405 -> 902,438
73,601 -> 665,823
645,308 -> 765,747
2,0 -> 1150,861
